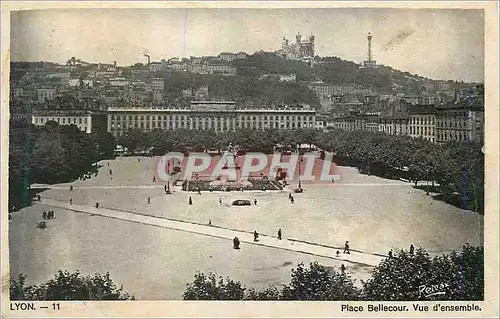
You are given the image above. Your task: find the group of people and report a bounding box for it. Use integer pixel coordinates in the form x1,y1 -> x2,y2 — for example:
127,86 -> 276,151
251,228 -> 283,243
388,244 -> 415,258
42,210 -> 55,220
79,172 -> 95,181
335,242 -> 416,259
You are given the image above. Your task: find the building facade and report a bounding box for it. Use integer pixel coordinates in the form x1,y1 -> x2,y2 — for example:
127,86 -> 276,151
107,102 -> 316,137
408,105 -> 436,143
328,112 -> 379,132
32,110 -> 93,133
435,96 -> 484,144
308,82 -> 335,98
308,82 -> 357,99
36,88 -> 56,102
379,114 -> 409,136
218,52 -> 248,62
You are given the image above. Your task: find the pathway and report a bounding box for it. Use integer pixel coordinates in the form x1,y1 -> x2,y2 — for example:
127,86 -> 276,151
41,198 -> 386,267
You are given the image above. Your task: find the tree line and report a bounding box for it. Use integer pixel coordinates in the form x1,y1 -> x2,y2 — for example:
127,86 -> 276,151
117,127 -> 483,213
183,245 -> 483,301
9,122 -> 483,213
9,121 -> 116,211
10,270 -> 132,300
315,130 -> 484,213
10,245 -> 482,301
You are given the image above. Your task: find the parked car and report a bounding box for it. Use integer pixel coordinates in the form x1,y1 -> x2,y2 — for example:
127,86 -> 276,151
232,199 -> 251,206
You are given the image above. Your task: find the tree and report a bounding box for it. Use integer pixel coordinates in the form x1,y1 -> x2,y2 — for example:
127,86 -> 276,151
91,131 -> 116,159
183,272 -> 245,300
117,128 -> 145,153
244,286 -> 281,300
10,270 -> 132,300
31,130 -> 67,183
362,245 -> 484,301
183,262 -> 361,301
280,262 -> 361,300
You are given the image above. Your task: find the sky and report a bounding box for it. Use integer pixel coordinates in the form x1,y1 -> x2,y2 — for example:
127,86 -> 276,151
10,8 -> 484,82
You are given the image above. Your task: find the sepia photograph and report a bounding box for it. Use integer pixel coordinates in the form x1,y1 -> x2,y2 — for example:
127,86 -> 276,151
1,1 -> 498,318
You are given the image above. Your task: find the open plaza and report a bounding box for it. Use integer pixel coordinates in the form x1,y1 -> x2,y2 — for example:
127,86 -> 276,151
9,156 -> 484,299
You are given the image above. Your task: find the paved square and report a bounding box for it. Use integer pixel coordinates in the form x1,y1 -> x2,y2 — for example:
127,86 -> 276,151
9,156 -> 484,299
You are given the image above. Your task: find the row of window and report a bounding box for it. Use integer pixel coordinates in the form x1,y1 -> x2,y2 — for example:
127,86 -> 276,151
410,126 -> 435,136
34,116 -> 89,125
109,114 -> 315,121
380,126 -> 407,135
110,119 -> 312,126
436,119 -> 471,129
437,131 -> 470,142
409,116 -> 435,125
110,121 -> 314,131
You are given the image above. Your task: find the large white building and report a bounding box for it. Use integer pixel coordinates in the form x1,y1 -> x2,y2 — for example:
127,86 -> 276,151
408,105 -> 436,143
107,101 -> 316,137
32,110 -> 93,133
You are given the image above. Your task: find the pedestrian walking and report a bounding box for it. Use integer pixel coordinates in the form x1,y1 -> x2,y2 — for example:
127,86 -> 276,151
341,264 -> 346,273
164,185 -> 167,192
233,237 -> 240,250
70,185 -> 73,191
388,250 -> 393,258
109,169 -> 112,176
277,228 -> 282,240
254,199 -> 257,205
253,231 -> 259,242
290,196 -> 294,204
189,196 -> 193,205
50,211 -> 55,219
69,198 -> 73,205
95,202 -> 99,208
409,244 -> 415,254
343,241 -> 350,254
152,176 -> 156,183
42,211 -> 47,220
288,193 -> 292,199
219,198 -> 222,205
108,162 -> 110,167
208,220 -> 212,226
198,189 -> 201,195
148,197 -> 151,204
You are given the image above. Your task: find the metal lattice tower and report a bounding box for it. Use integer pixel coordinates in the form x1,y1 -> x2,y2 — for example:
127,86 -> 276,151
367,32 -> 373,62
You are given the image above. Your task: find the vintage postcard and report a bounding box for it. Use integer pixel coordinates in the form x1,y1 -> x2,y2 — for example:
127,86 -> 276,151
1,1 -> 498,318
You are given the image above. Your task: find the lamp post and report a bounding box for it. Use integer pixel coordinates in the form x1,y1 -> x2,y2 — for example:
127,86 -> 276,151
166,160 -> 171,194
298,155 -> 303,189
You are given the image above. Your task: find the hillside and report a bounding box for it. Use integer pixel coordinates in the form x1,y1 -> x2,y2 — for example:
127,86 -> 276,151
11,53 -> 475,110
234,52 -> 459,95
161,52 -> 459,108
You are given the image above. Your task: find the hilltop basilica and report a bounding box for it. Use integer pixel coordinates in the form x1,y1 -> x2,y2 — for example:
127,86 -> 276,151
277,32 -> 315,60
